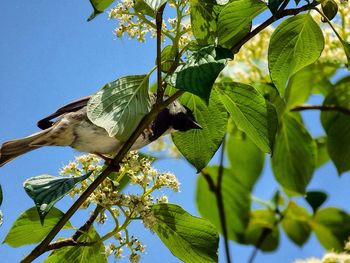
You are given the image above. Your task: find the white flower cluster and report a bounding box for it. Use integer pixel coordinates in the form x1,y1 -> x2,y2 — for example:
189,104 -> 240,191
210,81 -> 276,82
109,0 -> 192,47
294,237 -> 350,263
222,2 -> 350,83
60,152 -> 180,262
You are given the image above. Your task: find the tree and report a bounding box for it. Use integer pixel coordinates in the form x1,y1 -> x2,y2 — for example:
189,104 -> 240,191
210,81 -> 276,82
1,0 -> 350,262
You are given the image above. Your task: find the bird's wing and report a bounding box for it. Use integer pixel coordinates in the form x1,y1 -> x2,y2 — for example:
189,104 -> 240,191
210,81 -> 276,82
37,96 -> 91,129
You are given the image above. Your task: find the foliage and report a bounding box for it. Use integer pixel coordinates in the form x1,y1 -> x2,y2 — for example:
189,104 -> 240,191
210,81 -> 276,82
2,0 -> 350,262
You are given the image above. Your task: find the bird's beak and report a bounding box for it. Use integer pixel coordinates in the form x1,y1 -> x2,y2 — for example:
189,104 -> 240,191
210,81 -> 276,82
189,120 -> 202,130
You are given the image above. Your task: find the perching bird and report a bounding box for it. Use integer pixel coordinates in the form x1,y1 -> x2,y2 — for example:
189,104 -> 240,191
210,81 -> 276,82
0,95 -> 201,166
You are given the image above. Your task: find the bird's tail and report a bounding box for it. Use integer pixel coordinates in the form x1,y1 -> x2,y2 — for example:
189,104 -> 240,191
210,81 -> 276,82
0,129 -> 51,167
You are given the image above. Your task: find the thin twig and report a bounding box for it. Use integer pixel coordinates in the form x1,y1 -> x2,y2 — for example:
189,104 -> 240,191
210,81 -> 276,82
291,104 -> 350,116
231,1 -> 320,53
216,138 -> 231,263
156,4 -> 166,105
247,228 -> 272,263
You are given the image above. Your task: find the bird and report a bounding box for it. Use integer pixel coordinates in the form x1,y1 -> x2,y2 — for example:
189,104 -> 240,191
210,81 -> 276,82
0,95 -> 202,166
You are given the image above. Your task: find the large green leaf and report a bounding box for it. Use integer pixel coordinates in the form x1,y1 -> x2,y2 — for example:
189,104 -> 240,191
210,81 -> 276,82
218,0 -> 267,47
167,45 -> 232,103
271,114 -> 317,194
197,166 -> 252,241
321,78 -> 350,174
189,0 -> 218,45
3,207 -> 72,247
285,63 -> 333,109
281,201 -> 311,246
152,203 -> 218,263
172,90 -> 228,171
24,172 -> 92,223
88,0 -> 115,21
312,207 -> 350,251
226,129 -> 264,190
44,227 -> 107,263
243,209 -> 280,251
216,82 -> 278,153
268,14 -> 324,94
87,75 -> 151,141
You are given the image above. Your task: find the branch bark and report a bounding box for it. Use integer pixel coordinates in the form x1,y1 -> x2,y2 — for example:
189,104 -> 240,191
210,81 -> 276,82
291,104 -> 350,116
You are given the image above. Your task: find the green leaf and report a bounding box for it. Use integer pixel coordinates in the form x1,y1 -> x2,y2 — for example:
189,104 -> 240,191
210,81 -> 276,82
268,0 -> 284,14
244,209 -> 280,251
167,45 -> 232,103
88,0 -> 115,21
159,45 -> 178,73
312,207 -> 350,251
226,129 -> 264,190
142,0 -> 167,11
197,166 -> 251,241
321,78 -> 350,174
172,90 -> 228,171
216,82 -> 278,153
341,40 -> 350,70
134,0 -> 156,18
23,172 -> 92,223
268,14 -> 325,94
321,0 -> 338,22
218,0 -> 267,47
305,190 -> 328,213
44,226 -> 107,263
189,0 -> 218,45
3,207 -> 72,247
87,75 -> 151,141
282,201 -> 311,246
271,114 -> 316,194
315,137 -> 330,168
285,63 -> 333,109
152,203 -> 218,263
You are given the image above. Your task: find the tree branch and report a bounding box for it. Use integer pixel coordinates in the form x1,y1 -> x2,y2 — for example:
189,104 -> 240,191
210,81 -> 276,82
291,104 -> 350,116
156,4 -> 166,105
231,1 -> 320,53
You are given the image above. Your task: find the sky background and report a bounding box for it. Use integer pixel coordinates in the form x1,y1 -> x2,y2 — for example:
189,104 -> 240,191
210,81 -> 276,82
0,1 -> 350,262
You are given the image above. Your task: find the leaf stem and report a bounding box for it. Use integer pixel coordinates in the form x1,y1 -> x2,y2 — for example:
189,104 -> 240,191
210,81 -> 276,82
313,7 -> 343,42
291,104 -> 350,116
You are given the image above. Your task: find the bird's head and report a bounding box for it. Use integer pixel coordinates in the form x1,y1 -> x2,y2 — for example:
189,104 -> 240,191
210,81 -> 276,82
167,101 -> 202,132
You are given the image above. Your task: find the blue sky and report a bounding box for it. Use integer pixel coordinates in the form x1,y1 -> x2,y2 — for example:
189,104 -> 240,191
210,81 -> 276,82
1,1 -> 350,262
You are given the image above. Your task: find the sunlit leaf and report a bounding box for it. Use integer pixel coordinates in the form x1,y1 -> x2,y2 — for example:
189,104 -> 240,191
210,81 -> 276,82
3,207 -> 72,247
87,75 -> 151,141
152,203 -> 218,263
226,129 -> 264,189
189,0 -> 218,45
88,0 -> 115,21
172,90 -> 228,171
244,209 -> 280,251
216,82 -> 278,153
271,114 -> 316,194
218,0 -> 266,47
282,201 -> 311,246
321,77 -> 350,174
44,226 -> 107,263
312,207 -> 350,251
24,172 -> 92,223
197,166 -> 251,242
268,14 -> 324,94
167,45 -> 232,103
